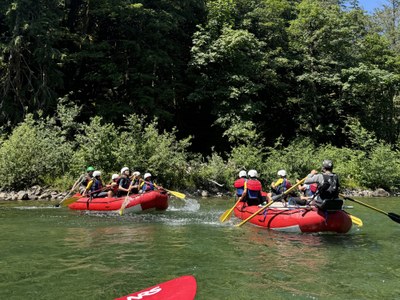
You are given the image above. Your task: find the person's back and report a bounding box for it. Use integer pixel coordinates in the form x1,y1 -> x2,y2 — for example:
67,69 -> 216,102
234,170 -> 247,198
304,160 -> 342,210
243,170 -> 264,206
271,170 -> 292,196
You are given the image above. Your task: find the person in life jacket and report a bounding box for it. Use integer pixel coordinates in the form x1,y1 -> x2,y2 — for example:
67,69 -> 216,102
233,170 -> 247,198
271,170 -> 292,196
140,172 -> 156,193
83,171 -> 108,198
107,174 -> 120,197
304,160 -> 342,210
241,169 -> 264,206
298,181 -> 318,197
117,167 -> 133,197
130,171 -> 142,194
80,166 -> 95,193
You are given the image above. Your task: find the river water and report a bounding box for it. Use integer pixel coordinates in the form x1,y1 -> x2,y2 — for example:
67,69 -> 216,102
0,197 -> 399,299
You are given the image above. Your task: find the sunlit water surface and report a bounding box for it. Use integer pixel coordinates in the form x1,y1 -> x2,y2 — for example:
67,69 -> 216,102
0,197 -> 399,299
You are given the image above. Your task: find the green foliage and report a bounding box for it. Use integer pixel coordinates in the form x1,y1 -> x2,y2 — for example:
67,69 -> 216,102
360,144 -> 400,190
343,118 -> 378,151
190,152 -> 235,190
114,114 -> 192,188
71,116 -> 119,175
0,114 -> 73,190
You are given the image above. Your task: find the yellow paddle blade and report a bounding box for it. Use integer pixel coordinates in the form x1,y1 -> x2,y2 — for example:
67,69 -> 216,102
60,196 -> 80,207
119,196 -> 131,216
220,198 -> 242,223
219,207 -> 234,223
166,189 -> 186,199
350,214 -> 363,227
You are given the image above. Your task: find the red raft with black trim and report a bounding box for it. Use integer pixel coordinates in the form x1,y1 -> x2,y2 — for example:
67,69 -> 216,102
234,202 -> 352,233
68,190 -> 168,213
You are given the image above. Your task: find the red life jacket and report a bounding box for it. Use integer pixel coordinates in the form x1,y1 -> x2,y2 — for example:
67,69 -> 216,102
246,179 -> 262,200
246,179 -> 262,191
310,183 -> 318,193
234,178 -> 246,188
234,178 -> 246,196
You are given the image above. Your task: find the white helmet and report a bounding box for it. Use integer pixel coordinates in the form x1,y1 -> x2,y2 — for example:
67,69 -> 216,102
93,171 -> 101,177
239,170 -> 247,178
248,169 -> 258,178
132,171 -> 141,177
111,174 -> 119,180
121,167 -> 129,174
277,169 -> 287,177
144,172 -> 152,179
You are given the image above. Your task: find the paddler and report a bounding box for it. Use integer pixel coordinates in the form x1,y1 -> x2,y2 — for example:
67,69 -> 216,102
233,170 -> 247,199
140,173 -> 156,193
241,169 -> 265,206
83,170 -> 108,198
117,167 -> 133,197
79,166 -> 95,193
304,160 -> 342,210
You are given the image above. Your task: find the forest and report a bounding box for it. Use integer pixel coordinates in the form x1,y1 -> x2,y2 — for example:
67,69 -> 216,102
1,0 -> 400,192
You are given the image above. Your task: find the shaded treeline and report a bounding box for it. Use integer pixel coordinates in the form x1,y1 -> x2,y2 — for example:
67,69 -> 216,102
1,0 -> 400,191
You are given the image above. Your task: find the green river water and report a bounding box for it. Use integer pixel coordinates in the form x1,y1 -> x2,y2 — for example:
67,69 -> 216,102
0,197 -> 399,300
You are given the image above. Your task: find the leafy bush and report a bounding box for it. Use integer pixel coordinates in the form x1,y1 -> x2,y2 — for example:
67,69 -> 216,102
263,138 -> 317,186
114,115 -> 192,188
70,116 -> 119,176
360,144 -> 400,190
0,115 -> 73,190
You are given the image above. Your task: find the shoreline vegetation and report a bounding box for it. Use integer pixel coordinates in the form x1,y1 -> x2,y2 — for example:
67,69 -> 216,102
1,1 -> 400,196
0,104 -> 398,198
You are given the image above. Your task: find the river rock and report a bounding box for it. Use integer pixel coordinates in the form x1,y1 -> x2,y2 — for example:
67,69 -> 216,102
372,188 -> 390,197
17,191 -> 29,200
39,193 -> 51,200
29,185 -> 43,196
201,190 -> 209,197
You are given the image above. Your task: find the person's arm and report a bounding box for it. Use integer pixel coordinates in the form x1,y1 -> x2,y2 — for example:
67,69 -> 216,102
304,172 -> 324,186
118,178 -> 131,192
83,180 -> 94,196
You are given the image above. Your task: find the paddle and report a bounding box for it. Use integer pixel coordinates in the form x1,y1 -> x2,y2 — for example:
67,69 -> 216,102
341,194 -> 400,224
348,214 -> 363,227
219,196 -> 242,223
55,174 -> 84,207
163,188 -> 186,199
236,176 -> 307,227
59,194 -> 81,207
153,182 -> 185,199
119,182 -> 134,216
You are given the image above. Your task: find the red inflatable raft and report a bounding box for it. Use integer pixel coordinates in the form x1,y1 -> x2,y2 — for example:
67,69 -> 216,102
114,275 -> 197,300
234,202 -> 352,233
68,190 -> 168,213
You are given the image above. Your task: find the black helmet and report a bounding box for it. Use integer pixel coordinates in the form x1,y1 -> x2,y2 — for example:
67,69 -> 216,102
322,159 -> 333,170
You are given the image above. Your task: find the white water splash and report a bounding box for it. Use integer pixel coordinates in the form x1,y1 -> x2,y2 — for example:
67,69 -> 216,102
167,198 -> 200,212
14,206 -> 57,210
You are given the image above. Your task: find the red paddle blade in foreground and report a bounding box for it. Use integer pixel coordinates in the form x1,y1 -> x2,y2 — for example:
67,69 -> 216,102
114,275 -> 197,300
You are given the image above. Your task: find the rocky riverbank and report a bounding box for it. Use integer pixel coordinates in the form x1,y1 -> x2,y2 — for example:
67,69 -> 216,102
0,185 -> 394,201
0,186 -> 69,201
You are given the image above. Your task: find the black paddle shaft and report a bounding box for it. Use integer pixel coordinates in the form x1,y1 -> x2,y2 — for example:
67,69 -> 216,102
342,195 -> 400,224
